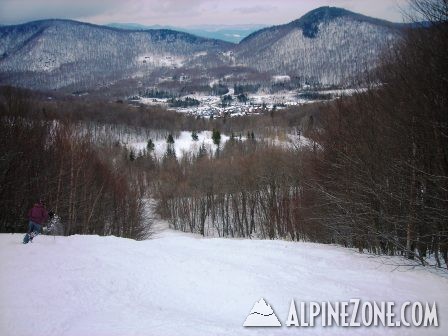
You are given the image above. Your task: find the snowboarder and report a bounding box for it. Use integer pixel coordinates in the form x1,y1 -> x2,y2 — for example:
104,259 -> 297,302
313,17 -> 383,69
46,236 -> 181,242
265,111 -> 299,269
23,199 -> 50,244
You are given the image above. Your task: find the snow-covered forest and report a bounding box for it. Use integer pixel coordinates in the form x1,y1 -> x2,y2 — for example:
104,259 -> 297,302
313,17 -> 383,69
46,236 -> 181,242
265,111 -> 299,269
0,19 -> 231,90
0,7 -> 403,92
235,14 -> 398,85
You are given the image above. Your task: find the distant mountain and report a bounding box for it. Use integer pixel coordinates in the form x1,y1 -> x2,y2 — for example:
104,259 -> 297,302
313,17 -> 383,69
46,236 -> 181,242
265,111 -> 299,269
236,6 -> 406,85
107,23 -> 267,43
107,23 -> 174,31
0,7 -> 407,92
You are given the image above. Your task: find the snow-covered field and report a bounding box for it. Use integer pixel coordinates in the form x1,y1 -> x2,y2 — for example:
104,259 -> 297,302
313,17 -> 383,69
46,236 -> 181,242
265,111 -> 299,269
131,130 -> 230,158
1,230 -> 447,336
129,131 -> 313,159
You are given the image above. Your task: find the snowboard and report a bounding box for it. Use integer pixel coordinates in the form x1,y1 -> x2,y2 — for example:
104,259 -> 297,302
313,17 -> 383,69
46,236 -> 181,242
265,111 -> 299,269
23,231 -> 38,244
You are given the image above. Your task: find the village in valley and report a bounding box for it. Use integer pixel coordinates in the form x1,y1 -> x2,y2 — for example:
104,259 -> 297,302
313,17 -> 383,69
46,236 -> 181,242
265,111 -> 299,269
128,75 -> 352,118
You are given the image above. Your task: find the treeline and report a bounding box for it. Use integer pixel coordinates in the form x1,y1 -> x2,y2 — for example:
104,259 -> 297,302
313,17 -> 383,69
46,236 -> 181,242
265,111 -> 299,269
234,83 -> 260,95
168,97 -> 200,108
303,3 -> 448,265
0,93 -> 149,239
140,89 -> 175,99
0,84 -> 323,138
156,139 -> 312,239
0,88 -> 195,132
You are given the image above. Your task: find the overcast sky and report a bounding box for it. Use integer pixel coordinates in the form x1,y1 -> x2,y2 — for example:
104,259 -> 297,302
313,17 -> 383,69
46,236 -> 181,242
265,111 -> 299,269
0,0 -> 411,26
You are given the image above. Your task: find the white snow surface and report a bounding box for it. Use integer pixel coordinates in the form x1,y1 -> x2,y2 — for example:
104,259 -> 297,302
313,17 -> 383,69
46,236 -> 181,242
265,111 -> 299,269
131,130 -> 229,158
1,230 -> 447,336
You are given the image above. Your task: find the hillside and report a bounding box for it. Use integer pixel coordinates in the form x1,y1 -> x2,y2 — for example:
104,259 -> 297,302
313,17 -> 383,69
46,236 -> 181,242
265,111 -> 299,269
1,230 -> 447,336
0,7 -> 406,91
0,19 -> 231,90
235,7 -> 404,85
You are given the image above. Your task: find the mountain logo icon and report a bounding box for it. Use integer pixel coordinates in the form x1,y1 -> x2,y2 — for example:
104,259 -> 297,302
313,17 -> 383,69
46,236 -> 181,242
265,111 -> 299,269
243,298 -> 282,327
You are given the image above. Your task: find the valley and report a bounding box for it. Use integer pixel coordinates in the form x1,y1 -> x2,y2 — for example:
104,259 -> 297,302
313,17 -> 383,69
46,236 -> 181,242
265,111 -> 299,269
0,7 -> 405,96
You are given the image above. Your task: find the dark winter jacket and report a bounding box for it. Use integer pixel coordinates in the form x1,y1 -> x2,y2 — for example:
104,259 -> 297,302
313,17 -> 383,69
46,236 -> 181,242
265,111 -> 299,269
28,203 -> 49,225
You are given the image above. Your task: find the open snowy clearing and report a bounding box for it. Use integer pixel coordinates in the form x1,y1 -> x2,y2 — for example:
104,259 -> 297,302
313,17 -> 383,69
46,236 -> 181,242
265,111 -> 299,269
1,230 -> 447,336
128,131 -> 313,160
130,130 -> 229,159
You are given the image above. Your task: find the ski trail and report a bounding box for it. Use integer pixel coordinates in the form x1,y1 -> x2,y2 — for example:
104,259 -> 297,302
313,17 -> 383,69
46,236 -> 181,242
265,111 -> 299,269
143,198 -> 213,239
151,219 -> 171,238
1,234 -> 448,336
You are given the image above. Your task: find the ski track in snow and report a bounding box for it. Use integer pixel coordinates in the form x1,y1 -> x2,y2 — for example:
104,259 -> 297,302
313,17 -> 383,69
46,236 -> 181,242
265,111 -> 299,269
1,229 -> 447,336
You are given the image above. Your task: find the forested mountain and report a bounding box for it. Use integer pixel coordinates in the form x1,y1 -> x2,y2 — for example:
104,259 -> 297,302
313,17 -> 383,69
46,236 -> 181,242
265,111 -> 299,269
235,7 -> 405,85
0,19 -> 231,90
0,7 -> 406,91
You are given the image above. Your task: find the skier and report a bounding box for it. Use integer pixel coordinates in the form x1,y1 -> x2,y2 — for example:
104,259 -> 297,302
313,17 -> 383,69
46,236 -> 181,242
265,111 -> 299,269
23,199 -> 49,244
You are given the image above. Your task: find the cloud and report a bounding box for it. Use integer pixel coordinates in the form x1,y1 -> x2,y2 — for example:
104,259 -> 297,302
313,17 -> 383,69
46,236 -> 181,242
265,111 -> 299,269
330,0 -> 410,22
0,0 -> 410,26
233,5 -> 277,14
149,0 -> 208,14
0,0 -> 123,24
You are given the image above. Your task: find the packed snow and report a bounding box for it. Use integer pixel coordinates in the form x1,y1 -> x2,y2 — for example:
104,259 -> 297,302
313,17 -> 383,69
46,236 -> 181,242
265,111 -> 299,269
1,228 -> 447,336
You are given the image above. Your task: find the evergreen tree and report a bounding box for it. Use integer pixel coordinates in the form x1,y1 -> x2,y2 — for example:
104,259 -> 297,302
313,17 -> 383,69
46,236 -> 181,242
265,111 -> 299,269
166,134 -> 176,159
147,139 -> 155,152
129,148 -> 136,161
237,93 -> 248,104
221,95 -> 233,107
212,129 -> 221,147
211,83 -> 229,96
192,131 -> 199,141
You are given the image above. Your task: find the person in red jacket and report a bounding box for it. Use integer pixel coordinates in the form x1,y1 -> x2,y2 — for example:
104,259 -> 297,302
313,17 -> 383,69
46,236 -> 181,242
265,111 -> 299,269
24,199 -> 49,243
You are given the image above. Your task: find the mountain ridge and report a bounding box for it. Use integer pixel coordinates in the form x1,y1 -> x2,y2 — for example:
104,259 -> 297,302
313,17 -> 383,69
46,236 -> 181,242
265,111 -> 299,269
241,6 -> 406,43
0,18 -> 233,45
233,6 -> 404,85
0,7 -> 407,91
0,7 -> 405,47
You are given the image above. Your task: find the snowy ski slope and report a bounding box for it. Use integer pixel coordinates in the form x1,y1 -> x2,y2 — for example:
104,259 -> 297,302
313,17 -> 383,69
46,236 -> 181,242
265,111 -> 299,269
1,229 -> 447,336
